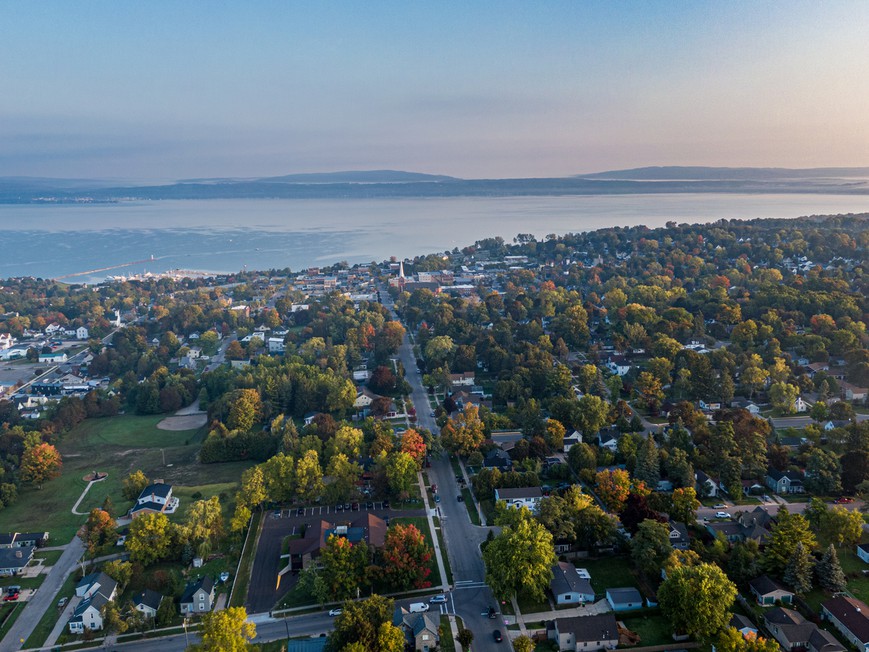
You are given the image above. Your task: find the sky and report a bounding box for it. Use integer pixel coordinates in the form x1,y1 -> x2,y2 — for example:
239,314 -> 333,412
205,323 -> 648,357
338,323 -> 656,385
2,1 -> 869,180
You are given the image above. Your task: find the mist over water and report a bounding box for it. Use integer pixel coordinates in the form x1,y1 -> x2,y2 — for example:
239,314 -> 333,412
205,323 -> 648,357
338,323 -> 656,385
0,194 -> 867,281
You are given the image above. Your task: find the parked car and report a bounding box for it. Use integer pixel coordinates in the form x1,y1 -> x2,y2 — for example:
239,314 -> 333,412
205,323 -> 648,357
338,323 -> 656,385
713,504 -> 726,509
488,606 -> 497,619
434,495 -> 441,503
57,597 -> 68,608
351,502 -> 360,511
762,495 -> 772,502
409,602 -> 430,613
383,500 -> 390,509
365,501 -> 374,509
457,495 -> 464,502
4,591 -> 19,602
834,497 -> 854,504
715,511 -> 732,519
429,594 -> 447,604
493,630 -> 503,643
336,503 -> 344,512
328,608 -> 342,616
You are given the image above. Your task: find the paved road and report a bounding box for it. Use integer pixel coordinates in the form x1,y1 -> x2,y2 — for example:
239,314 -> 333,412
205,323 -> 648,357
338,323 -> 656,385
3,537 -> 85,652
390,297 -> 507,652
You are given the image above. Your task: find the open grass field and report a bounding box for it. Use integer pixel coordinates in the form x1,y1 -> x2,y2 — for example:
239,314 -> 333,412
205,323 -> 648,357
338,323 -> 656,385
0,415 -> 253,542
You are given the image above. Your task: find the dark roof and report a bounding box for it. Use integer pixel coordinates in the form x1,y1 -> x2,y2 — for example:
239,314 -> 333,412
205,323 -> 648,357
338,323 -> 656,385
766,468 -> 804,483
606,587 -> 642,604
729,614 -> 756,631
809,627 -> 846,652
823,596 -> 869,643
287,513 -> 388,559
553,613 -> 619,643
134,589 -> 163,611
138,483 -> 172,500
181,576 -> 214,603
0,547 -> 33,569
750,575 -> 792,596
550,562 -> 594,597
765,607 -> 804,626
496,486 -> 543,500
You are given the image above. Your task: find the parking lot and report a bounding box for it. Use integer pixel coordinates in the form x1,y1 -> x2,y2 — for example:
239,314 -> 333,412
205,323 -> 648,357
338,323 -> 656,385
247,503 -> 427,614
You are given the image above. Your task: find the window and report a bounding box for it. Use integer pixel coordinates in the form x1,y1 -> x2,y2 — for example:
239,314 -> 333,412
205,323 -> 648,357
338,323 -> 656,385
422,635 -> 429,640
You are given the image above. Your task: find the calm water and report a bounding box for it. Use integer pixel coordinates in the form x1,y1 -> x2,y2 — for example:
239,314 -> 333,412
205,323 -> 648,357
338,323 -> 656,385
0,194 -> 867,281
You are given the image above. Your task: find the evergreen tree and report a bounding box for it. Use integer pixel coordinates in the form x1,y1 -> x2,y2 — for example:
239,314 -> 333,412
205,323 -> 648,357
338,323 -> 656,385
783,542 -> 814,594
635,436 -> 660,486
816,544 -> 846,593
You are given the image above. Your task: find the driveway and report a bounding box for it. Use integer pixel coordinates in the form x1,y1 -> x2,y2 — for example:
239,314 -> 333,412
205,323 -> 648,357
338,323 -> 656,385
2,536 -> 84,652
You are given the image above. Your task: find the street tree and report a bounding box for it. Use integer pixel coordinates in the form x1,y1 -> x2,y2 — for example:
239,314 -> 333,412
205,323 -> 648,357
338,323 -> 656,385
658,562 -> 737,640
380,523 -> 433,590
399,429 -> 427,466
320,535 -> 370,600
20,442 -> 62,488
483,511 -> 556,601
440,404 -> 486,456
190,606 -> 256,652
513,635 -> 535,652
456,628 -> 475,649
386,451 -> 418,499
327,595 -> 404,652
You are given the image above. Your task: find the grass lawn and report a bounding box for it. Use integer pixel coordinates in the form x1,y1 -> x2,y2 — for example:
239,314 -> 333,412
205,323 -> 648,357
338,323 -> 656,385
516,593 -> 551,615
440,616 -> 457,652
620,613 -> 673,646
229,509 -> 263,608
0,601 -> 24,643
461,488 -> 480,525
392,516 -> 443,587
23,571 -> 79,649
800,547 -> 869,610
580,557 -> 638,597
0,414 -> 252,542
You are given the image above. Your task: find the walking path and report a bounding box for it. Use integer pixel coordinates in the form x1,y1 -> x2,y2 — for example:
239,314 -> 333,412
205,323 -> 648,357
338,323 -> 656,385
417,471 -> 450,593
70,475 -> 106,515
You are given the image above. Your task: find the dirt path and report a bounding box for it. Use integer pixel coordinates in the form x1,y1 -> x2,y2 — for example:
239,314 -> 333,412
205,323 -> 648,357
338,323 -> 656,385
157,400 -> 208,430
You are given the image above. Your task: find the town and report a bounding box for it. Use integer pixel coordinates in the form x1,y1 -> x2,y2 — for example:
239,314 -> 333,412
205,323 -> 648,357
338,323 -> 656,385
0,214 -> 867,652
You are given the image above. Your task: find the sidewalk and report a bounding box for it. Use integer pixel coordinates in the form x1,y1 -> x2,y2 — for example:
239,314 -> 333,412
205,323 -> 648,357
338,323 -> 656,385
456,457 -> 485,526
514,597 -> 613,624
45,596 -> 81,647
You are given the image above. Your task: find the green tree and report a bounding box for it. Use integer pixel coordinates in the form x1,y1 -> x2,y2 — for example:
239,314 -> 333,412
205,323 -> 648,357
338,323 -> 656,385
804,447 -> 842,495
226,388 -> 262,432
260,452 -> 295,502
102,560 -> 133,590
783,541 -> 814,594
715,628 -> 779,652
823,505 -> 864,548
81,508 -> 118,556
122,470 -> 150,501
327,595 -> 404,652
184,496 -> 224,549
635,436 -> 660,486
295,449 -> 325,502
575,394 -> 611,438
513,635 -> 535,652
320,535 -> 369,600
769,382 -> 800,414
126,512 -> 172,566
762,508 -> 816,576
658,562 -> 737,640
238,465 -> 267,508
670,487 -> 700,525
483,511 -> 556,601
101,601 -> 128,634
816,544 -> 847,593
385,451 -> 418,499
567,442 -> 597,475
325,453 -> 362,503
634,371 -> 664,410
727,540 -> 760,586
631,519 -> 672,577
189,606 -> 256,652
456,627 -> 475,649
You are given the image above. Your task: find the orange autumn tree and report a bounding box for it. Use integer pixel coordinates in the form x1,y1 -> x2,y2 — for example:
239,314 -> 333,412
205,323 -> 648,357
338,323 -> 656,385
380,524 -> 433,590
20,442 -> 62,489
400,429 -> 427,467
594,468 -> 631,512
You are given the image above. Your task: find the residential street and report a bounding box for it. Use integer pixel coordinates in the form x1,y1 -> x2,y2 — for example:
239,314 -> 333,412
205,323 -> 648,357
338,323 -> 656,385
2,537 -> 85,652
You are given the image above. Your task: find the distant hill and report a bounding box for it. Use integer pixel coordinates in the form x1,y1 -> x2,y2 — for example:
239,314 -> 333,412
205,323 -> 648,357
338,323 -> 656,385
577,166 -> 869,181
255,170 -> 458,184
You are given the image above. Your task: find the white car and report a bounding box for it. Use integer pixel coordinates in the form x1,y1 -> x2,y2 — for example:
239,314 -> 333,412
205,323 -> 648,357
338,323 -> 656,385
715,511 -> 731,519
328,608 -> 342,616
429,594 -> 447,604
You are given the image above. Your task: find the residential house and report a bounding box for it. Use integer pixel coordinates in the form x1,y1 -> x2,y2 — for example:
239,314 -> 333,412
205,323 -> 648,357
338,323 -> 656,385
180,576 -> 215,614
605,587 -> 643,612
483,448 -> 512,471
38,351 -> 68,363
695,470 -> 719,498
550,562 -> 595,605
267,337 -> 285,354
353,387 -> 380,410
448,372 -> 475,387
598,432 -> 618,453
563,431 -> 582,452
857,543 -> 869,564
0,532 -> 48,549
0,333 -> 13,350
286,513 -> 387,572
763,608 -> 816,650
699,399 -> 722,411
749,575 -> 794,606
822,596 -> 869,652
69,573 -> 118,633
494,487 -> 543,512
794,396 -> 810,413
130,482 -> 179,518
0,547 -> 33,576
393,606 -> 439,652
132,589 -> 163,619
548,613 -> 619,652
766,469 -> 805,495
729,614 -> 758,639
841,382 -> 869,402
667,520 -> 690,550
76,327 -> 89,340
605,357 -> 631,377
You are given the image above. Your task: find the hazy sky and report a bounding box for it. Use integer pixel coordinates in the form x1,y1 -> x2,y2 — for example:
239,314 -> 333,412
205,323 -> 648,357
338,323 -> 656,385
2,1 -> 869,179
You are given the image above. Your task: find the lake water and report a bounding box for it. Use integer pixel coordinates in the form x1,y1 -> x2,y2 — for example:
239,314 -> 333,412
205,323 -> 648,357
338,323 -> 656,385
0,194 -> 867,282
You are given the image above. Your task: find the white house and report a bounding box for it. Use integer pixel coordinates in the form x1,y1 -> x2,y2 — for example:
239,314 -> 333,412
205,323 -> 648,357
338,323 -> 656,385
130,483 -> 179,518
563,431 -> 583,452
0,334 -> 13,350
76,327 -> 89,340
133,589 -> 163,619
38,352 -> 68,364
267,337 -> 286,354
794,396 -> 810,413
495,487 -> 543,512
449,372 -> 475,387
605,358 -> 631,377
550,562 -> 595,605
69,573 -> 117,633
